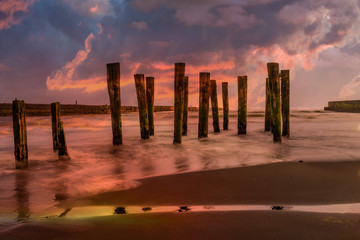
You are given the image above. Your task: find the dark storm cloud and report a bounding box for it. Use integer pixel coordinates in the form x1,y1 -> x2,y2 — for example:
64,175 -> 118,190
0,0 -> 359,107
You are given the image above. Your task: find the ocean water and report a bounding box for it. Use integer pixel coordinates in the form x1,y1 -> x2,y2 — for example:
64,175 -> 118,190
0,110 -> 360,218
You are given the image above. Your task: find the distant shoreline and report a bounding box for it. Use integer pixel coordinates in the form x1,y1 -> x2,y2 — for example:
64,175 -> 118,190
0,103 -> 200,116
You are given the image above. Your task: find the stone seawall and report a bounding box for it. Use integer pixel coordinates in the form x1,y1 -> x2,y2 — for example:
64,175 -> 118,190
324,100 -> 360,113
0,103 -> 175,116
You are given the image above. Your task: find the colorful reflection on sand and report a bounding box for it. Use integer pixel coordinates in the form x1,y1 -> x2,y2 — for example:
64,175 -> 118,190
1,110 -> 360,218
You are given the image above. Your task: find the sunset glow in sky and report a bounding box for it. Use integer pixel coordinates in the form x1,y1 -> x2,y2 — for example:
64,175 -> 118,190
0,0 -> 360,109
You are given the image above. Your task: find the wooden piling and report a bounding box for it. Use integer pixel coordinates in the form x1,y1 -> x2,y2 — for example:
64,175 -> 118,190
58,121 -> 70,158
51,102 -> 60,151
198,72 -> 210,138
222,82 -> 229,130
135,74 -> 150,139
106,62 -> 122,145
237,76 -> 247,135
267,62 -> 282,142
265,78 -> 272,132
210,80 -> 220,133
281,70 -> 290,137
174,63 -> 185,144
146,77 -> 155,136
12,99 -> 28,169
182,76 -> 189,136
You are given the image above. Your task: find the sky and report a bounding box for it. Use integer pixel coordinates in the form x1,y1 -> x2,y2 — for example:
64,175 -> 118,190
0,0 -> 360,109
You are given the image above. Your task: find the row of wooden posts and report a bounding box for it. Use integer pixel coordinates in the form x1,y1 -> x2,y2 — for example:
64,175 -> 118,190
11,62 -> 289,169
107,62 -> 290,145
12,100 -> 70,169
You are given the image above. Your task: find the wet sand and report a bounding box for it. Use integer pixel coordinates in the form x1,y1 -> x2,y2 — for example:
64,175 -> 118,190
2,161 -> 360,239
62,161 -> 360,206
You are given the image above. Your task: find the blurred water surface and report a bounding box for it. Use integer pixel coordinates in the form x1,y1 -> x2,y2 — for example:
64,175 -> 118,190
0,110 -> 360,218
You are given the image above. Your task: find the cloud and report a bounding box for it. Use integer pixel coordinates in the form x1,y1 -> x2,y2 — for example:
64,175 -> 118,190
130,0 -> 263,29
0,63 -> 11,71
148,40 -> 171,48
337,73 -> 360,100
90,5 -> 99,13
174,4 -> 262,29
46,33 -> 106,92
277,0 -> 360,55
130,21 -> 148,30
61,0 -> 114,17
0,0 -> 36,30
1,0 -> 360,107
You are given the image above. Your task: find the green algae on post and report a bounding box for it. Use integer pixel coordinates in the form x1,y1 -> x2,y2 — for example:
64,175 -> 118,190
106,62 -> 122,145
222,82 -> 229,130
198,72 -> 210,138
51,102 -> 60,151
135,74 -> 150,139
182,76 -> 189,136
281,70 -> 290,137
237,76 -> 247,135
173,63 -> 185,144
210,80 -> 220,133
146,77 -> 155,136
267,62 -> 281,143
12,99 -> 28,169
58,121 -> 70,159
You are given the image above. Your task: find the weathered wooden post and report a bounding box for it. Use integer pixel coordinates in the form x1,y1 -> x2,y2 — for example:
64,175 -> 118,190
198,72 -> 210,138
222,82 -> 229,130
58,121 -> 70,158
281,70 -> 290,137
51,102 -> 60,151
265,78 -> 272,131
182,76 -> 189,136
267,62 -> 282,142
238,76 -> 247,135
135,74 -> 150,139
146,77 -> 154,136
174,63 -> 185,143
12,99 -> 28,169
106,62 -> 122,145
210,80 -> 220,133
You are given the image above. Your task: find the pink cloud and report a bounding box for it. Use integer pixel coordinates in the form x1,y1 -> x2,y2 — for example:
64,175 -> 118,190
90,5 -> 98,13
61,0 -> 114,17
46,33 -> 106,92
0,63 -> 11,71
0,0 -> 36,30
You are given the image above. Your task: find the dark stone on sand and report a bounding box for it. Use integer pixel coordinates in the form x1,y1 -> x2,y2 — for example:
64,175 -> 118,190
114,207 -> 127,214
178,206 -> 191,212
271,206 -> 284,210
142,207 -> 152,212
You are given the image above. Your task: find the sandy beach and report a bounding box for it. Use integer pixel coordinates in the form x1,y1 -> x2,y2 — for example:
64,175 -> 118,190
2,161 -> 360,240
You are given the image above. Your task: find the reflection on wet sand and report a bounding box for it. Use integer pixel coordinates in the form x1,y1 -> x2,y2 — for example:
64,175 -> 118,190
1,111 -> 360,219
53,158 -> 70,202
15,170 -> 30,220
